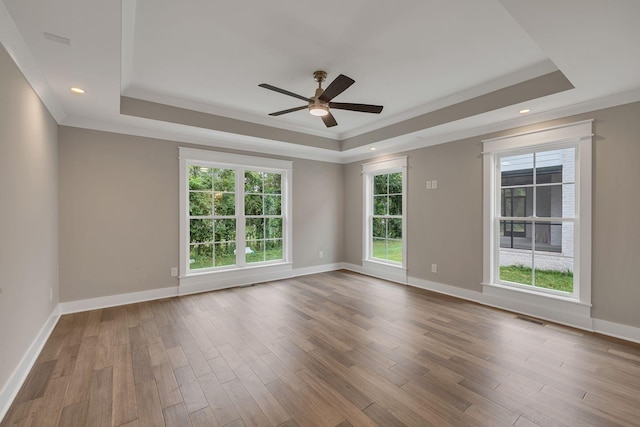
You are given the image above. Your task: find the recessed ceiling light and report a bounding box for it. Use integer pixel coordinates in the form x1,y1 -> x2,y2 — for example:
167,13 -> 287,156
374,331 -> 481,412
370,147 -> 377,151
70,87 -> 86,94
519,108 -> 531,114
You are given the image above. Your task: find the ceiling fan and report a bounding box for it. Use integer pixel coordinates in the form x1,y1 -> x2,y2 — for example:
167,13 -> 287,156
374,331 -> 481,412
259,70 -> 383,128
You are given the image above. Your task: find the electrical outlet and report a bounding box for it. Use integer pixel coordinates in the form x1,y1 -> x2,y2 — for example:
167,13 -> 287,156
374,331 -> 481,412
319,251 -> 324,259
426,180 -> 432,189
431,264 -> 437,273
432,180 -> 438,189
171,267 -> 178,277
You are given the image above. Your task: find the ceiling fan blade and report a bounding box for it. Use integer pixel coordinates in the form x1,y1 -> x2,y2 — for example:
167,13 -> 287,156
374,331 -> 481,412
268,105 -> 308,116
329,102 -> 383,114
259,83 -> 311,102
321,112 -> 338,128
318,74 -> 355,102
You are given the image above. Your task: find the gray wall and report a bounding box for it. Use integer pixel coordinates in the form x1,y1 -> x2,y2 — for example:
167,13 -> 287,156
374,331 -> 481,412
58,127 -> 344,302
344,101 -> 640,328
0,45 -> 59,391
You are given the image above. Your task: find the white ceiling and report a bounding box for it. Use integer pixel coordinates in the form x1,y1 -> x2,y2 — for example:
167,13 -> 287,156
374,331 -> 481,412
2,0 -> 639,162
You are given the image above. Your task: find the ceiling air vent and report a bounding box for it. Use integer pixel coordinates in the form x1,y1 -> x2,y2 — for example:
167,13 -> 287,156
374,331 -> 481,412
44,32 -> 71,46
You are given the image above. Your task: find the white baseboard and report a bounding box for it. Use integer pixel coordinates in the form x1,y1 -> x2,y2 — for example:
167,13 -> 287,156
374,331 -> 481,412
58,263 -> 343,312
293,263 -> 345,278
593,319 -> 640,344
59,286 -> 178,314
0,305 -> 60,422
342,262 -> 408,285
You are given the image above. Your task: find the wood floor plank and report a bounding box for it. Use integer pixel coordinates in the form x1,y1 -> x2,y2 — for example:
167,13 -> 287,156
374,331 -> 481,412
180,378 -> 209,414
5,271 -> 640,427
134,380 -> 164,427
152,362 -> 183,409
58,401 -> 89,427
197,373 -> 240,426
63,335 -> 99,405
188,406 -> 221,427
112,343 -> 138,426
86,367 -> 113,427
26,375 -> 70,427
223,379 -> 272,427
163,402 -> 192,427
132,347 -> 155,385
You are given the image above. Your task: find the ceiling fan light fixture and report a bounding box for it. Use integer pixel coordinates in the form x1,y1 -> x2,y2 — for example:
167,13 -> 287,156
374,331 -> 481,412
309,104 -> 329,117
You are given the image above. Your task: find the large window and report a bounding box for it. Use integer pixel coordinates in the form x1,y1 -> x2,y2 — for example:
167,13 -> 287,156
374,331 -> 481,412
483,121 -> 592,307
180,148 -> 292,278
497,149 -> 575,293
363,157 -> 407,269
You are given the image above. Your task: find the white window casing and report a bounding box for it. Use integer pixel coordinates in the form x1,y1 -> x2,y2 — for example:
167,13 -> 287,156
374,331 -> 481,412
482,120 -> 593,327
362,157 -> 408,281
179,148 -> 293,292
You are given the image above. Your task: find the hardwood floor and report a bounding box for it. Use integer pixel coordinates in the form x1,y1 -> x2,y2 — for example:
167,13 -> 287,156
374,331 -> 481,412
3,270 -> 640,426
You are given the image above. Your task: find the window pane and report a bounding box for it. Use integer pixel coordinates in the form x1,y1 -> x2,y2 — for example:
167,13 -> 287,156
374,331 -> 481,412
388,218 -> 402,239
190,244 -> 213,269
501,154 -> 533,186
266,240 -> 283,261
246,241 -> 265,263
265,218 -> 282,239
372,218 -> 386,238
561,148 -> 576,183
214,219 -> 236,242
500,264 -> 532,286
388,173 -> 402,194
244,171 -> 263,193
374,196 -> 388,215
213,168 -> 235,192
245,194 -> 263,215
374,174 -> 387,195
387,239 -> 402,263
264,195 -> 281,215
535,150 -> 562,183
189,192 -> 212,216
561,184 -> 575,218
214,192 -> 235,216
264,173 -> 281,194
245,218 -> 264,240
535,185 -> 562,217
215,243 -> 235,267
372,238 -> 387,259
389,195 -> 402,215
190,219 -> 213,243
534,222 -> 574,293
189,166 -> 212,190
499,220 -> 533,249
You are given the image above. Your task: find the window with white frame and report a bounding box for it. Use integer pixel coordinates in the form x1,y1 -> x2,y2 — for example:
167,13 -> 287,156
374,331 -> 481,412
180,148 -> 292,277
363,157 -> 407,267
482,121 -> 592,305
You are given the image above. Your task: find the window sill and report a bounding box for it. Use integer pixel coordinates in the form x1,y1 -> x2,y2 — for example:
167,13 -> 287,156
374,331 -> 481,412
179,262 -> 293,295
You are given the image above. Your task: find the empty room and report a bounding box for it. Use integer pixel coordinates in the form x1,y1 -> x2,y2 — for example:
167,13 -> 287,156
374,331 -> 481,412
1,1 -> 640,426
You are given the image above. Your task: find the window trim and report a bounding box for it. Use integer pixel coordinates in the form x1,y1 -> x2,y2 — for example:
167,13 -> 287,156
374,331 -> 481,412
179,148 -> 293,282
362,157 -> 408,272
482,120 -> 592,311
